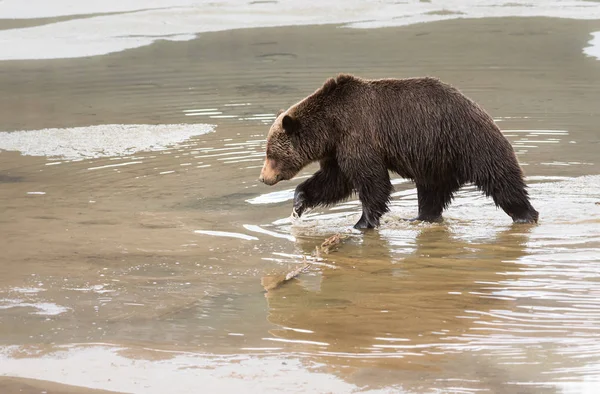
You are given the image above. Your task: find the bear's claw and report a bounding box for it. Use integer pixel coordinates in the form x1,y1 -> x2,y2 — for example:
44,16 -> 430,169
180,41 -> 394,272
293,191 -> 307,218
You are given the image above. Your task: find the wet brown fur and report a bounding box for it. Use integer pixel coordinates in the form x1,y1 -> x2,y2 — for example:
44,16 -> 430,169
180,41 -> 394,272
259,74 -> 539,229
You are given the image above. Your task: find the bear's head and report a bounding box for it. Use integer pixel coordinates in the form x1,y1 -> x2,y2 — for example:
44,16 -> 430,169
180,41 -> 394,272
258,110 -> 307,186
259,74 -> 355,186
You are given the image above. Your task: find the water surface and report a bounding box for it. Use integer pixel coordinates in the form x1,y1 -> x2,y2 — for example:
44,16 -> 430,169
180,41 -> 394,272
1,17 -> 600,394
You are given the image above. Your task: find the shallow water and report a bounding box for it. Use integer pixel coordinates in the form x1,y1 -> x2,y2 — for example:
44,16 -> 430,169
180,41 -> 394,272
1,16 -> 600,394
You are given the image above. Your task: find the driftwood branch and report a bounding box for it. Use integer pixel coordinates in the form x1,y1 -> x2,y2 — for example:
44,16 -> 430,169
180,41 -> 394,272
261,233 -> 347,291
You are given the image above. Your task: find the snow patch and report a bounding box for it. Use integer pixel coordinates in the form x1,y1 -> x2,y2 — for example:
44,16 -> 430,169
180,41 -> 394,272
0,123 -> 215,161
1,1 -> 600,60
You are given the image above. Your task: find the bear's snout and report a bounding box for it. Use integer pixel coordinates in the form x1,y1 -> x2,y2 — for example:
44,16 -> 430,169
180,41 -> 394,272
259,158 -> 281,186
259,175 -> 281,186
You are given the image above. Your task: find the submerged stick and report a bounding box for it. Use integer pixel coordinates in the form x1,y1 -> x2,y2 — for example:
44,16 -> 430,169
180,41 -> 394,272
317,233 -> 346,256
262,233 -> 347,292
261,258 -> 312,291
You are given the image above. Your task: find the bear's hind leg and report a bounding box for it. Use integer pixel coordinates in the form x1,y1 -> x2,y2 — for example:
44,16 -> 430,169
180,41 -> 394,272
413,183 -> 457,223
293,158 -> 353,218
475,172 -> 539,224
491,186 -> 538,224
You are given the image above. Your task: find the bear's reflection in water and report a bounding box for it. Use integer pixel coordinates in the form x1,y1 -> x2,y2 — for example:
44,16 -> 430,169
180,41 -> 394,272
264,224 -> 544,390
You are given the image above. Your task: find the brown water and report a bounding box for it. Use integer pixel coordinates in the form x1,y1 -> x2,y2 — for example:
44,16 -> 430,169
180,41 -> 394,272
1,17 -> 600,394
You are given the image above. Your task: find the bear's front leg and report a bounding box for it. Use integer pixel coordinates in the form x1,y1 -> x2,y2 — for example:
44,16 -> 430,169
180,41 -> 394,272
354,212 -> 374,229
351,167 -> 394,230
292,158 -> 353,218
354,196 -> 389,230
412,183 -> 459,223
292,188 -> 308,218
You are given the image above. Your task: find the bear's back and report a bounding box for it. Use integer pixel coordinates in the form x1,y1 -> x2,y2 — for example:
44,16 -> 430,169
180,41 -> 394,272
346,76 -> 510,182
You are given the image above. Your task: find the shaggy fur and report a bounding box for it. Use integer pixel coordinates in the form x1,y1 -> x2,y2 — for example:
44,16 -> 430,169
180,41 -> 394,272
259,74 -> 539,229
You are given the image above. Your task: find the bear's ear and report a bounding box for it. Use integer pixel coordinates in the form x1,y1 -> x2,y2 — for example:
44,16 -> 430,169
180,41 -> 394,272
276,108 -> 285,117
322,77 -> 338,95
336,73 -> 355,84
282,115 -> 300,135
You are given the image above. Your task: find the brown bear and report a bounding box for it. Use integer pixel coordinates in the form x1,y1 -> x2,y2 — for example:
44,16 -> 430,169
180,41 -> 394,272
258,74 -> 539,229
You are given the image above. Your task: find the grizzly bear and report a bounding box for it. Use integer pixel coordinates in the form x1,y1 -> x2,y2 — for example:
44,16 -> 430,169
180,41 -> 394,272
258,74 -> 539,229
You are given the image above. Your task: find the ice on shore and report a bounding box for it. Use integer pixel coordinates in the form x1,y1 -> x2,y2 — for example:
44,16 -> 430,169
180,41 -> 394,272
584,31 -> 600,60
0,0 -> 600,60
0,123 -> 215,161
